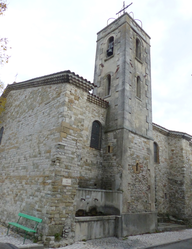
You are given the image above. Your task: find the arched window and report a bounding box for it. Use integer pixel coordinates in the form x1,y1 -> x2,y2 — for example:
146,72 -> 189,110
136,76 -> 141,99
90,121 -> 102,150
154,142 -> 159,163
136,38 -> 141,60
0,127 -> 4,144
106,74 -> 111,96
107,36 -> 114,57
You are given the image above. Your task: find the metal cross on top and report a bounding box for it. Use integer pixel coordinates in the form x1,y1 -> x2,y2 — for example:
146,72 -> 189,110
116,2 -> 133,15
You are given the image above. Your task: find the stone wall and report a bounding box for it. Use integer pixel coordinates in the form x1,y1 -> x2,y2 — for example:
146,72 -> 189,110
153,127 -> 169,214
168,135 -> 192,219
101,129 -> 124,191
97,126 -> 155,214
168,135 -> 185,218
121,130 -> 155,214
0,74 -> 107,246
153,124 -> 192,220
183,140 -> 192,218
0,83 -> 65,226
58,83 -> 107,190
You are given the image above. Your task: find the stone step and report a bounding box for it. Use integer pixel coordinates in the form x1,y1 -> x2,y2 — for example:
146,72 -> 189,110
157,217 -> 170,223
158,222 -> 188,232
157,216 -> 185,224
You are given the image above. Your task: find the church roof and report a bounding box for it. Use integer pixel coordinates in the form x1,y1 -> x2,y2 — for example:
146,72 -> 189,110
2,70 -> 96,98
153,122 -> 192,141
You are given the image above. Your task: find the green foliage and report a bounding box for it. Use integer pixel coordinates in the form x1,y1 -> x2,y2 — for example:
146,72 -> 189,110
122,237 -> 128,240
0,96 -> 6,114
54,233 -> 61,241
0,87 -> 6,121
33,237 -> 38,243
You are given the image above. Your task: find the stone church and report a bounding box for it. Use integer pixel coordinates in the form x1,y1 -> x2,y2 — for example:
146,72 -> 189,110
1,12 -> 192,247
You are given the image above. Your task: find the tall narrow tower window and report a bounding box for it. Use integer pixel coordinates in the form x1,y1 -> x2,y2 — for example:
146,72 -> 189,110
90,121 -> 102,150
0,127 -> 4,144
106,74 -> 111,96
154,142 -> 159,163
107,36 -> 114,57
136,38 -> 141,60
136,76 -> 141,99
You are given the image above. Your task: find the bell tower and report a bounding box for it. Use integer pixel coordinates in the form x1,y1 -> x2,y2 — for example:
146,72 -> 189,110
93,12 -> 156,225
93,13 -> 152,138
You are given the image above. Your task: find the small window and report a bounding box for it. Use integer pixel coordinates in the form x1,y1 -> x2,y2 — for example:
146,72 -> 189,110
107,145 -> 111,153
136,38 -> 141,60
0,126 -> 4,144
136,163 -> 139,172
90,121 -> 102,150
106,74 -> 111,96
133,162 -> 140,173
136,76 -> 141,99
154,142 -> 159,163
107,36 -> 114,57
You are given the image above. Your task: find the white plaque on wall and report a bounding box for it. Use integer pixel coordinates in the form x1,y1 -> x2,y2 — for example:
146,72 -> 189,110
62,178 -> 71,185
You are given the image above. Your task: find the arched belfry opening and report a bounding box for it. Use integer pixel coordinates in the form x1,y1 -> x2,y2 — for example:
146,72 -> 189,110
107,36 -> 114,57
136,38 -> 141,60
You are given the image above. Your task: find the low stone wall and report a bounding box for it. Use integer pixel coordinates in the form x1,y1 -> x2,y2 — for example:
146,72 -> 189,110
75,215 -> 116,241
75,212 -> 157,241
121,212 -> 157,236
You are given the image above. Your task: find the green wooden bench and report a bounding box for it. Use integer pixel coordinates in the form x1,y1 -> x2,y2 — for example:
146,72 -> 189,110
7,213 -> 42,244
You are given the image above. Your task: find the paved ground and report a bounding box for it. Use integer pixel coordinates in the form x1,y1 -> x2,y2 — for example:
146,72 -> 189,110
52,229 -> 192,249
60,233 -> 192,249
145,238 -> 192,249
0,224 -> 35,246
1,223 -> 192,249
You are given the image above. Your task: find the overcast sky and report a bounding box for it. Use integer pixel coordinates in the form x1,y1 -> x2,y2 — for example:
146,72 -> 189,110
1,0 -> 192,135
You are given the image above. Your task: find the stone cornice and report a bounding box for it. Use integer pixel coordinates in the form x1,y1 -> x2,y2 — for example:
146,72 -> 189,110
2,70 -> 96,98
87,93 -> 109,109
97,13 -> 150,38
153,123 -> 192,141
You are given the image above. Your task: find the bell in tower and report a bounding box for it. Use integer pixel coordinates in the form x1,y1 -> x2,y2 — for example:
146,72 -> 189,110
106,36 -> 114,57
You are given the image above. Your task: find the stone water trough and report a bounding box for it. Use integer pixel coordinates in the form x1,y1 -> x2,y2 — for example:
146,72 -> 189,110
75,188 -> 122,241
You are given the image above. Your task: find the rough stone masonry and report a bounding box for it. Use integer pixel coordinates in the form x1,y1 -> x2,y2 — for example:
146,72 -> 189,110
1,12 -> 192,247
